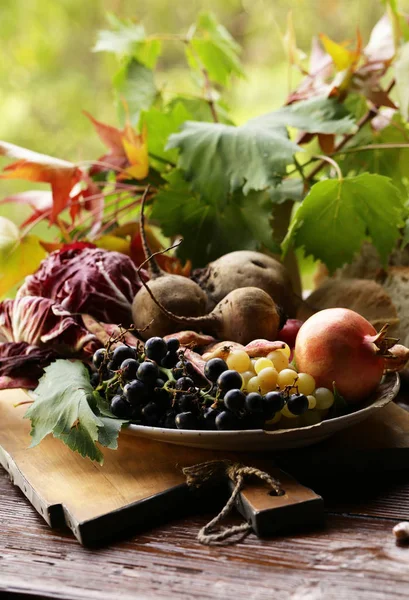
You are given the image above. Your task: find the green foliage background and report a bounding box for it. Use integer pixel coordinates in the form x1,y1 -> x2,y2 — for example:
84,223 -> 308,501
0,0 -> 401,161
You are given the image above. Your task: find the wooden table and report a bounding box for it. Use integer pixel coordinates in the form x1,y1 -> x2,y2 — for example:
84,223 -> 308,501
2,402 -> 409,600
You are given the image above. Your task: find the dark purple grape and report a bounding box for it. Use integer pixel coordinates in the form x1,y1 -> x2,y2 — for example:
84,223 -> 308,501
120,358 -> 140,381
224,389 -> 245,412
203,407 -> 219,430
145,337 -> 168,362
172,361 -> 185,379
204,358 -> 228,382
175,376 -> 195,391
123,379 -> 147,406
141,402 -> 159,426
161,410 -> 177,429
111,395 -> 132,419
130,405 -> 142,422
287,393 -> 309,416
263,391 -> 285,418
245,392 -> 263,413
166,338 -> 180,353
215,410 -> 240,431
111,345 -> 136,369
160,351 -> 178,369
178,393 -> 197,412
101,367 -> 115,381
93,348 -> 106,369
90,372 -> 100,388
217,370 -> 242,393
175,412 -> 200,430
137,361 -> 159,385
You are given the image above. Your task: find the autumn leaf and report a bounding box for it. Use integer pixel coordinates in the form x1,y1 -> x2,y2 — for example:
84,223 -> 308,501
0,217 -> 47,297
0,142 -> 82,223
94,235 -> 131,255
85,112 -> 149,180
0,191 -> 53,228
319,33 -> 361,71
120,124 -> 149,180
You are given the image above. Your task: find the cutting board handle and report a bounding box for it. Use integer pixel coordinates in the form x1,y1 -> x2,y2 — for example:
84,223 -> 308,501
183,460 -> 324,543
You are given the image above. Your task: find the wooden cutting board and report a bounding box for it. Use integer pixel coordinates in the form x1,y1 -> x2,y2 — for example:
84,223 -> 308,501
0,390 -> 323,545
1,389 -> 409,545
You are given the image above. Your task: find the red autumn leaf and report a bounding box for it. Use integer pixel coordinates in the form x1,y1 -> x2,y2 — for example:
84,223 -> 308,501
70,177 -> 105,236
84,111 -> 128,175
83,111 -> 124,153
0,142 -> 83,223
0,190 -> 53,228
85,112 -> 149,180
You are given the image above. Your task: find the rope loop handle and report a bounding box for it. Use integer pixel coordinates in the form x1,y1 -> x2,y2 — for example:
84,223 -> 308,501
183,460 -> 284,545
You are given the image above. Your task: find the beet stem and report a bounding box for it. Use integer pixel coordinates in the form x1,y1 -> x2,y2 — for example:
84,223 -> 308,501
140,185 -> 162,279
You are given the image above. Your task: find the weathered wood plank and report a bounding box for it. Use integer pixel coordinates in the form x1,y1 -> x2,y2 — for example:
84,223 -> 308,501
1,467 -> 409,600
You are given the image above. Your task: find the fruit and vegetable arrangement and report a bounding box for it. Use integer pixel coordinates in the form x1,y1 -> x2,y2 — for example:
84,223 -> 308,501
2,8 -> 409,463
10,224 -> 406,463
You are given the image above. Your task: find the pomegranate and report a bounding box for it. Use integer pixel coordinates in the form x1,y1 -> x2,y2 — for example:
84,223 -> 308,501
295,308 -> 395,403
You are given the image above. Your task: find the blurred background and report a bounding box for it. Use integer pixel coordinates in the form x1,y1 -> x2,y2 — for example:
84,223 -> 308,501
0,0 -> 403,162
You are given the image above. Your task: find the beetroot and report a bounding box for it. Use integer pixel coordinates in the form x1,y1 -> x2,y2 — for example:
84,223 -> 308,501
132,190 -> 208,339
192,250 -> 298,316
136,280 -> 282,345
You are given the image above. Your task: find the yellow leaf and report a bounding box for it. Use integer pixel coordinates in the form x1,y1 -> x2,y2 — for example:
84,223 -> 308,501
94,235 -> 131,255
120,124 -> 149,180
320,34 -> 356,71
0,217 -> 46,297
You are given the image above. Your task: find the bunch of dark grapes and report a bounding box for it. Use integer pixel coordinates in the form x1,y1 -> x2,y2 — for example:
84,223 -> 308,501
90,338 -> 309,431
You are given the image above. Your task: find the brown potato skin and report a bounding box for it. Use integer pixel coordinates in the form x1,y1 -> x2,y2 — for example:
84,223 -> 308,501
192,250 -> 297,317
132,274 -> 207,339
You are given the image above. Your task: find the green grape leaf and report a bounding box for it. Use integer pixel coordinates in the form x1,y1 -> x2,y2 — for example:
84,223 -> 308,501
142,102 -> 193,167
250,96 -> 356,135
269,179 -> 305,205
93,15 -> 162,68
336,114 -> 409,193
166,96 -> 234,124
167,97 -> 355,204
25,360 -> 127,464
167,120 -> 299,204
186,12 -> 244,86
282,174 -> 405,272
151,170 -> 280,267
113,59 -> 158,125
